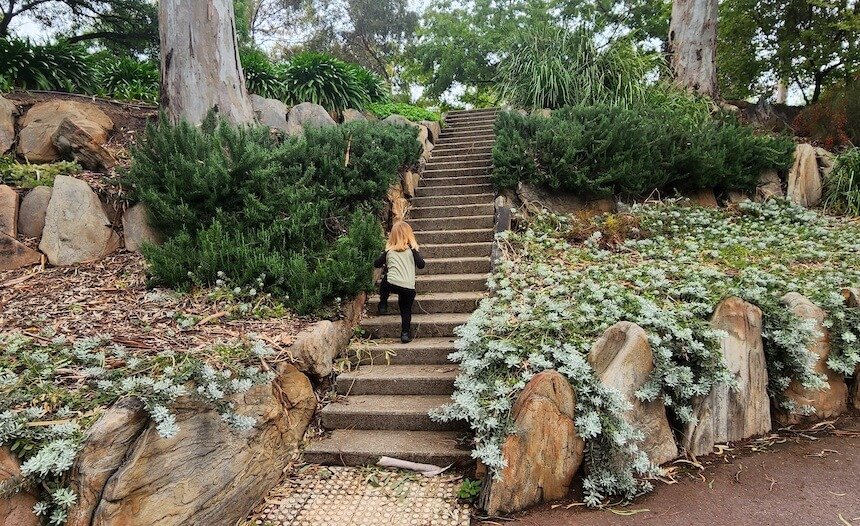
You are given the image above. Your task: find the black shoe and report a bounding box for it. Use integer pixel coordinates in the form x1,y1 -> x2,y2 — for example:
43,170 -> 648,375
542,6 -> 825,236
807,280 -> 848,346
400,331 -> 413,344
377,303 -> 388,315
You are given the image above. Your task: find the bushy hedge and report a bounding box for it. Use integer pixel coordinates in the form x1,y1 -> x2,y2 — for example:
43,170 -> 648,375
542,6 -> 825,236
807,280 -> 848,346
126,115 -> 421,314
366,102 -> 441,122
492,105 -> 795,198
793,78 -> 860,150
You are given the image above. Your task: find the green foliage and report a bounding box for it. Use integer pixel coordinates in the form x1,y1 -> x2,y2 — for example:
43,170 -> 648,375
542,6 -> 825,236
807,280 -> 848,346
91,54 -> 159,103
240,47 -> 287,101
457,479 -> 482,501
438,201 -> 860,506
793,79 -> 860,149
0,156 -> 81,188
282,51 -> 370,112
348,64 -> 390,103
492,105 -> 795,198
496,23 -> 656,109
0,37 -> 94,93
366,102 -> 440,122
823,148 -> 860,216
126,115 -> 421,314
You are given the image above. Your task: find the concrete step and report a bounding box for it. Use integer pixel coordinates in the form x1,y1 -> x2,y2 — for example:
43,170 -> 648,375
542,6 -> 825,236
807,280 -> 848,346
335,364 -> 460,395
410,193 -> 496,207
368,291 -> 486,314
361,312 -> 472,339
419,242 -> 492,258
303,429 -> 471,467
431,143 -> 494,158
416,273 -> 488,293
423,165 -> 492,178
410,203 -> 496,220
415,228 -> 493,245
434,137 -> 495,149
427,151 -> 494,164
320,395 -> 462,431
436,134 -> 495,146
349,337 -> 457,366
446,107 -> 499,118
425,157 -> 494,171
409,214 -> 494,231
420,256 -> 492,275
415,183 -> 495,197
442,116 -> 497,128
440,126 -> 495,138
420,174 -> 493,187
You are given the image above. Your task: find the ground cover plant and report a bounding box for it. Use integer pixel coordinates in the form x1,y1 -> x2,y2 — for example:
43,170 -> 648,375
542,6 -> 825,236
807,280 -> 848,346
0,156 -> 81,188
126,114 -> 421,314
0,332 -> 280,525
434,200 -> 860,506
492,105 -> 795,198
366,102 -> 440,122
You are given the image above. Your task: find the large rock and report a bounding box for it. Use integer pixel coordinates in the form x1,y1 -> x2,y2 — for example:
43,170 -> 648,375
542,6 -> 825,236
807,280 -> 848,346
480,370 -> 584,516
0,95 -> 16,154
288,294 -> 366,377
122,203 -> 161,253
756,169 -> 784,202
17,186 -> 52,238
250,94 -> 291,133
683,189 -> 719,208
588,322 -> 678,465
67,398 -> 150,526
17,100 -> 113,163
387,184 -> 409,224
420,120 -> 442,144
776,293 -> 848,424
286,102 -> 336,136
0,185 -> 17,238
382,114 -> 417,128
402,170 -> 420,199
342,109 -> 368,124
517,182 -> 615,217
787,143 -> 822,208
90,366 -> 315,526
39,175 -> 120,266
683,298 -> 771,457
0,233 -> 41,271
844,288 -> 860,411
52,118 -> 116,170
0,447 -> 40,526
816,147 -> 836,178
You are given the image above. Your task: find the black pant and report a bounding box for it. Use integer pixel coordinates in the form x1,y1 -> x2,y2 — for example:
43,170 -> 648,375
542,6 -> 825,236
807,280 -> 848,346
379,278 -> 416,334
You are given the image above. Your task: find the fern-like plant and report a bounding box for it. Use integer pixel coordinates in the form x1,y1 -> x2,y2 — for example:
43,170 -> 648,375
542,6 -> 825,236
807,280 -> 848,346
240,48 -> 287,100
0,37 -> 94,93
282,52 -> 369,111
349,65 -> 390,103
823,148 -> 860,216
92,55 -> 159,103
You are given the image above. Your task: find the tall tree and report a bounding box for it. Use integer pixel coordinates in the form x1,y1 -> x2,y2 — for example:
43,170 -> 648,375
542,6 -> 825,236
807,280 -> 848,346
159,0 -> 254,125
668,0 -> 719,98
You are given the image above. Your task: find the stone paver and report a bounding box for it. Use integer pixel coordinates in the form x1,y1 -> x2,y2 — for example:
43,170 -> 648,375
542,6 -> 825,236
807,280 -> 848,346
248,466 -> 471,526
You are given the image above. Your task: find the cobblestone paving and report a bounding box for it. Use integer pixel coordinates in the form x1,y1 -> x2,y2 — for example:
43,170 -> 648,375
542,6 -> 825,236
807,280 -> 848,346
248,466 -> 472,526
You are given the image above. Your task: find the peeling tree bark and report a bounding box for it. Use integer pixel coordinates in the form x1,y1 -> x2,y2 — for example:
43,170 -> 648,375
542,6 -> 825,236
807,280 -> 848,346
159,0 -> 255,125
668,0 -> 719,99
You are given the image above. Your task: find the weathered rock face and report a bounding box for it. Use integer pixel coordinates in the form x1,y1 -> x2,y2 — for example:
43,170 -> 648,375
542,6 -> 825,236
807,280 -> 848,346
683,189 -> 718,208
481,370 -> 584,516
342,109 -> 368,123
419,120 -> 441,144
382,114 -> 416,128
0,233 -> 41,271
387,184 -> 409,224
250,94 -> 291,132
0,185 -> 17,238
0,447 -> 40,526
517,182 -> 615,217
52,118 -> 117,171
17,100 -> 113,163
286,102 -> 336,136
776,293 -> 848,424
122,203 -> 161,253
815,147 -> 836,178
91,366 -> 315,526
39,175 -> 120,266
683,298 -> 771,457
0,95 -> 16,154
17,186 -> 52,239
756,169 -> 784,202
288,294 -> 366,377
726,190 -> 750,204
418,125 -> 434,161
66,398 -> 150,526
844,288 -> 860,411
402,170 -> 420,199
787,143 -> 822,208
588,322 -> 678,465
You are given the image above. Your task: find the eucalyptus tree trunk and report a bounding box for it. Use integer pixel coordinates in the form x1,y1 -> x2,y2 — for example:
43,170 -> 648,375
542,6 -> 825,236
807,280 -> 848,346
668,0 -> 719,98
159,0 -> 255,125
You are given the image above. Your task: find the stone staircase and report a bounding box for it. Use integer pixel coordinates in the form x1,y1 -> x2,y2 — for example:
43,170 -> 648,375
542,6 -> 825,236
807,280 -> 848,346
304,108 -> 498,467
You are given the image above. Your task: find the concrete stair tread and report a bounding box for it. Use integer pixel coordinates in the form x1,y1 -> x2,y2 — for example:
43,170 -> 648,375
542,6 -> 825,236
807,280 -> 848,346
337,364 -> 459,383
303,429 -> 471,466
350,337 -> 457,352
361,312 -> 472,327
416,272 -> 488,283
410,214 -> 495,229
347,337 -> 457,366
322,395 -> 452,417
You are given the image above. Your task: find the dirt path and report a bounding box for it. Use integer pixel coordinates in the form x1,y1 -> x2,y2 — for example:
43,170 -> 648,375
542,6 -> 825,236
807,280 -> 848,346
489,415 -> 860,526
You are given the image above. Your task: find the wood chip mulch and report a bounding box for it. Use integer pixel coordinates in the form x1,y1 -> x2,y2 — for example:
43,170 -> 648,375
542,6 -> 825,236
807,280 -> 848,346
0,251 -> 311,356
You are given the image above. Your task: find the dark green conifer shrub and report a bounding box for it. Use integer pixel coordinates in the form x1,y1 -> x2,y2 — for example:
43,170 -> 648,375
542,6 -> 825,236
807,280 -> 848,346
493,106 -> 795,198
126,115 -> 421,314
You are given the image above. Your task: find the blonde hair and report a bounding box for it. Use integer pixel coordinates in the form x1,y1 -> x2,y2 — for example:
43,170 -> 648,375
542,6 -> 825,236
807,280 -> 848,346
386,221 -> 419,251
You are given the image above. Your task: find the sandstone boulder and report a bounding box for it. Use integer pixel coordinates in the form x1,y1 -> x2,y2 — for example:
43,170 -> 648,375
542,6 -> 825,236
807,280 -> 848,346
844,288 -> 860,411
250,94 -> 291,132
0,185 -> 17,237
0,233 -> 41,271
387,184 -> 409,224
402,170 -> 420,198
288,294 -> 365,377
787,143 -> 822,208
122,203 -> 161,253
517,182 -> 615,217
39,175 -> 120,266
726,190 -> 750,204
18,100 -> 113,163
683,298 -> 771,457
480,370 -> 584,516
776,293 -> 848,424
588,322 -> 678,465
17,186 -> 52,238
683,189 -> 719,208
382,114 -> 417,128
286,102 -> 336,136
52,118 -> 116,170
90,367 -> 315,526
532,108 -> 553,118
0,95 -> 16,154
815,147 -> 836,178
342,109 -> 368,123
0,447 -> 40,526
756,169 -> 784,202
420,120 -> 442,143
